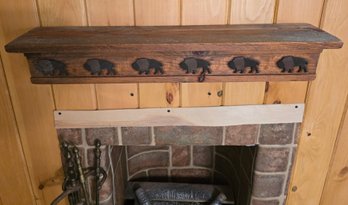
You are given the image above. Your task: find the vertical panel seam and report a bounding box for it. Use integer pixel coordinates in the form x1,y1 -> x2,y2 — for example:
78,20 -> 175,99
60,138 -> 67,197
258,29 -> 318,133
226,0 -> 232,24
319,0 -> 329,28
273,0 -> 280,24
179,0 -> 183,25
133,0 -> 137,26
83,0 -> 90,26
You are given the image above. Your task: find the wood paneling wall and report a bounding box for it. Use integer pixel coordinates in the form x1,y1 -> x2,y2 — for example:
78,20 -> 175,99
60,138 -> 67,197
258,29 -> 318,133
0,54 -> 35,205
0,0 -> 347,204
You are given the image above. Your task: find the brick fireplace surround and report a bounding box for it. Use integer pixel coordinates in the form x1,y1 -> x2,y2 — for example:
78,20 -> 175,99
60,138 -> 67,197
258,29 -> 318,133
55,105 -> 302,205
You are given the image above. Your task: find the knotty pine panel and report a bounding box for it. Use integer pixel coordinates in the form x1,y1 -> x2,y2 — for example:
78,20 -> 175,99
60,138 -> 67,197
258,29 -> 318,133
181,0 -> 228,107
286,0 -> 348,203
223,0 -> 275,106
264,0 -> 326,104
0,0 -> 62,204
86,0 -> 138,109
135,0 -> 181,108
37,0 -> 97,110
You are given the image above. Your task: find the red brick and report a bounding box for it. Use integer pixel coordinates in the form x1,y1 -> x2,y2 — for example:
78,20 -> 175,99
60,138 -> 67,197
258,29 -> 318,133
255,147 -> 290,172
128,151 -> 169,176
127,145 -> 168,157
122,127 -> 151,145
252,173 -> 285,197
259,124 -> 294,145
193,146 -> 213,168
155,126 -> 223,145
172,145 -> 190,166
225,125 -> 258,145
86,127 -> 118,145
57,128 -> 82,145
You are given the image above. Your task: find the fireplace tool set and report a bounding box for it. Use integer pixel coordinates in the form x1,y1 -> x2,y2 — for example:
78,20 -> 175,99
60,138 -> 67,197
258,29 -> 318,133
51,139 -> 107,205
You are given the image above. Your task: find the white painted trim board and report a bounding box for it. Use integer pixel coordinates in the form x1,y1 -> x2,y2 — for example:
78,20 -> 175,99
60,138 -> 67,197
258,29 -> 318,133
54,104 -> 304,128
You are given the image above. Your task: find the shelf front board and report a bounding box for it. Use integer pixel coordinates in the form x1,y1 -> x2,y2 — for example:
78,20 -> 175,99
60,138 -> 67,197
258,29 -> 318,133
5,24 -> 342,84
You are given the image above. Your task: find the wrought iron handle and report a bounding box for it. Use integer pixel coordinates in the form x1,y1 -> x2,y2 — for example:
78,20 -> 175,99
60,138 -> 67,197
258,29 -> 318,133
132,58 -> 164,75
84,59 -> 116,76
227,56 -> 260,73
95,139 -> 101,205
276,56 -> 308,73
34,59 -> 68,76
179,57 -> 212,82
73,147 -> 91,205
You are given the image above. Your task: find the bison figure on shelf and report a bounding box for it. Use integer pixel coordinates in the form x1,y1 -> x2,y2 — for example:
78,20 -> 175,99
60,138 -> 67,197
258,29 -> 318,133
179,57 -> 212,82
227,57 -> 260,73
131,58 -> 164,75
84,59 -> 116,76
35,59 -> 68,76
179,57 -> 211,74
276,56 -> 308,73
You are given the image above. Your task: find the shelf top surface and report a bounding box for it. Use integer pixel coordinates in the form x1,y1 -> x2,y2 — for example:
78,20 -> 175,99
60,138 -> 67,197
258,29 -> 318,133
5,23 -> 343,53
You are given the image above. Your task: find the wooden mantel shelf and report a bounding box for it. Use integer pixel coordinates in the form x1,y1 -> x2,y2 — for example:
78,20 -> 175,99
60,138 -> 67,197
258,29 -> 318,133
5,23 -> 342,84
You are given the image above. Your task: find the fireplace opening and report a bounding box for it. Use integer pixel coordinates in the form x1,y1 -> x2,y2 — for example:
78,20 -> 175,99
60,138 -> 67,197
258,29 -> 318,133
56,112 -> 301,205
89,145 -> 258,205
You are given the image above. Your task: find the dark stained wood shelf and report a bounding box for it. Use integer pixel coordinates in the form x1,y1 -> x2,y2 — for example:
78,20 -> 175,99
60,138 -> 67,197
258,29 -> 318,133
4,23 -> 343,84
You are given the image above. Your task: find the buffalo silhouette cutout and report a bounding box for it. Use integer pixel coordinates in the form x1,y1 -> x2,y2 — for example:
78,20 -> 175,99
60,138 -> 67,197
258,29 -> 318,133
35,59 -> 68,76
228,57 -> 260,73
84,59 -> 116,75
276,56 -> 308,73
132,58 -> 164,75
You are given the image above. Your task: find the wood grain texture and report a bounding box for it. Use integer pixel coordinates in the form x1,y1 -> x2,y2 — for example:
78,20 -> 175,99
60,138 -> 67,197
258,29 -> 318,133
53,84 -> 97,109
54,104 -> 304,128
5,24 -> 340,84
86,0 -> 138,109
321,99 -> 348,204
276,0 -> 325,24
139,83 -> 179,108
181,0 -> 227,106
134,0 -> 180,26
86,0 -> 134,26
223,82 -> 265,105
182,0 -> 228,25
264,81 -> 308,104
265,0 -> 326,104
135,0 -> 180,108
224,0 -> 275,105
0,54 -> 35,204
22,50 -> 321,83
230,0 -> 275,24
286,0 -> 348,203
0,0 -> 62,204
37,0 -> 97,110
181,83 -> 223,107
139,82 -> 179,107
31,74 -> 317,84
37,0 -> 87,26
96,84 -> 138,109
6,24 -> 342,53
